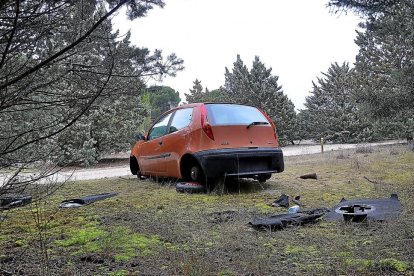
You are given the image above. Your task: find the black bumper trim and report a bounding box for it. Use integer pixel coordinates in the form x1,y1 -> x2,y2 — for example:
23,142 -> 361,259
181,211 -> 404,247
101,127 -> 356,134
193,147 -> 284,178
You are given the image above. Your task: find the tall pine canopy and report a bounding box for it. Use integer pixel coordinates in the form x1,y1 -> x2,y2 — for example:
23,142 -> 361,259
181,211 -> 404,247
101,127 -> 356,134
223,55 -> 297,144
329,0 -> 414,139
305,62 -> 368,142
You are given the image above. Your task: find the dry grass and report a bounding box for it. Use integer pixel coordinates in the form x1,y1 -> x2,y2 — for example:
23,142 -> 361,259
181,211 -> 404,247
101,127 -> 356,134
1,144 -> 413,275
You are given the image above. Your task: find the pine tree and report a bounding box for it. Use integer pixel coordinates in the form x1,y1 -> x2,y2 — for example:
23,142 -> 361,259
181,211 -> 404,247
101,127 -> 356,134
223,55 -> 251,105
185,79 -> 205,103
223,55 -> 297,144
329,0 -> 414,139
304,62 -> 366,142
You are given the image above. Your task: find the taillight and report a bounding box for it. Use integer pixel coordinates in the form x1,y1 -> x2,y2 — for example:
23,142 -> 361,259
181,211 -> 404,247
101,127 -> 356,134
200,104 -> 214,140
259,109 -> 278,141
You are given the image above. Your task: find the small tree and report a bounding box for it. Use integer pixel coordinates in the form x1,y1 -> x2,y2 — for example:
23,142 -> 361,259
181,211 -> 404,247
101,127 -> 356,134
185,79 -> 205,103
146,85 -> 181,120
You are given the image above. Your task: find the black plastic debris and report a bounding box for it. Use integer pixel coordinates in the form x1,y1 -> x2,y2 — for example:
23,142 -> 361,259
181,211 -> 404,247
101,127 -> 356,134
249,208 -> 329,231
176,182 -> 205,193
300,173 -> 318,179
271,194 -> 290,207
292,195 -> 305,206
0,195 -> 32,210
324,194 -> 402,222
59,192 -> 118,208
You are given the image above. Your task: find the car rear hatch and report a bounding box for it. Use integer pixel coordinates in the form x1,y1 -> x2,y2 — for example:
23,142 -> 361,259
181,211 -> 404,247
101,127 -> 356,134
201,103 -> 280,149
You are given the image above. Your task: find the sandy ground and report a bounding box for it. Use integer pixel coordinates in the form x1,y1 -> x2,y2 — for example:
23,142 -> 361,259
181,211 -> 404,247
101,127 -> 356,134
0,140 -> 403,184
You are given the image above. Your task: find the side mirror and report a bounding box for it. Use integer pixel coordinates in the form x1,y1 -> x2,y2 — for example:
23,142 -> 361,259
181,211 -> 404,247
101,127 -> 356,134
134,133 -> 146,141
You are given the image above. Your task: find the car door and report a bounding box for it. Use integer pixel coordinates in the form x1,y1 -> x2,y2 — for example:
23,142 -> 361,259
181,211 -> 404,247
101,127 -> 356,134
159,108 -> 194,177
139,112 -> 173,175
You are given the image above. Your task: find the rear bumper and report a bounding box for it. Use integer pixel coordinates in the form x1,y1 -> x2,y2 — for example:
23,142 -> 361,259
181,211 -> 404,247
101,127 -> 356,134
193,147 -> 284,178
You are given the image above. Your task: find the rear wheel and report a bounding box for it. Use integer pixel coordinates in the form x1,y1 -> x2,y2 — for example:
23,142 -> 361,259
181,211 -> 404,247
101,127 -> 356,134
176,182 -> 205,193
181,156 -> 210,191
257,174 -> 271,183
190,164 -> 202,182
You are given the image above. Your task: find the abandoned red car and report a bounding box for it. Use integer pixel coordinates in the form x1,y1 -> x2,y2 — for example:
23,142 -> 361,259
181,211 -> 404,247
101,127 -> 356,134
130,103 -> 284,184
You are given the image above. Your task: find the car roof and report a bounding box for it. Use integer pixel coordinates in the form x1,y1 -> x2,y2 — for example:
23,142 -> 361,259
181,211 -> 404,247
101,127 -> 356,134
154,102 -> 258,122
176,102 -> 256,109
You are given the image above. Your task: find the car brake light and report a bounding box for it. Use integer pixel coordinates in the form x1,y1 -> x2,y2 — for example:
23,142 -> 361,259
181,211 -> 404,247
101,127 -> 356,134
200,105 -> 214,140
259,109 -> 279,141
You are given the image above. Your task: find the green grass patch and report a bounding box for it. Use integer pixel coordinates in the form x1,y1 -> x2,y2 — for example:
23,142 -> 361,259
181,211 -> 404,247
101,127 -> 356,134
379,258 -> 409,273
55,225 -> 106,249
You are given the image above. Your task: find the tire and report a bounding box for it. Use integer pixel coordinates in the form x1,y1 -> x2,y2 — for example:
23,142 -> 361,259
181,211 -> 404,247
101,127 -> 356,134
257,174 -> 271,183
189,164 -> 203,182
130,156 -> 138,175
176,182 -> 206,193
130,156 -> 144,179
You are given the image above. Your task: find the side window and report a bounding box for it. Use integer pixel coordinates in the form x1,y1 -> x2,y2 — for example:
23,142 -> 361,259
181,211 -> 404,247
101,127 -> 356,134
147,113 -> 172,140
168,108 -> 193,134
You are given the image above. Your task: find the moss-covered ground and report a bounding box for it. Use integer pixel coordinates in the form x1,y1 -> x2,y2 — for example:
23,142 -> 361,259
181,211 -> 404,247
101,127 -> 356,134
1,144 -> 413,275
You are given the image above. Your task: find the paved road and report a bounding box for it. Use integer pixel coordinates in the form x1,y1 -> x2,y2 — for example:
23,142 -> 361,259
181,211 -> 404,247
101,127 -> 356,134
1,140 -> 403,184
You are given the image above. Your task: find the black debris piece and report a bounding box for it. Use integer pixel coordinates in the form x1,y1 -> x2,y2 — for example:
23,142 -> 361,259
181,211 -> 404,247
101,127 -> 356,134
0,195 -> 32,210
300,173 -> 318,179
60,192 -> 118,208
176,182 -> 205,193
300,207 -> 330,215
271,194 -> 289,208
249,208 -> 329,231
324,194 -> 402,222
292,195 -> 305,206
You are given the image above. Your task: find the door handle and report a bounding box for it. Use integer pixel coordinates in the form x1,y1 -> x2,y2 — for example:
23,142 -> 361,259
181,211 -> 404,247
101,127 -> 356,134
158,140 -> 163,145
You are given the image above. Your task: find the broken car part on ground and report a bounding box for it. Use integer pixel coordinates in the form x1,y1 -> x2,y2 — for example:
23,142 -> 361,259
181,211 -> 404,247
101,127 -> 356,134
0,195 -> 32,210
251,194 -> 402,231
325,194 -> 402,222
249,208 -> 329,231
59,192 -> 118,208
176,182 -> 206,193
271,194 -> 304,208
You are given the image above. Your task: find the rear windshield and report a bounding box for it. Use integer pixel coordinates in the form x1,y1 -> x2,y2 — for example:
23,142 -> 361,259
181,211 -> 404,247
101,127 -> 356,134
205,104 -> 269,126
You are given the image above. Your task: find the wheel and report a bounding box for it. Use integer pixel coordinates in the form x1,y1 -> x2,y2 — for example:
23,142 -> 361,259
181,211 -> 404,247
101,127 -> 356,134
130,156 -> 144,179
190,164 -> 202,182
257,174 -> 271,183
130,156 -> 138,175
176,182 -> 205,193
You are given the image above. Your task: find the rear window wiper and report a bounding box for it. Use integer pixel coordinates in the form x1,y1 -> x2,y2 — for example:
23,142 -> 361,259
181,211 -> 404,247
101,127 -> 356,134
246,121 -> 269,129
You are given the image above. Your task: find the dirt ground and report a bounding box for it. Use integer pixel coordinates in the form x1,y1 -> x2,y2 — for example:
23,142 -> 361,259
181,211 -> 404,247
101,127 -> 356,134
0,144 -> 413,275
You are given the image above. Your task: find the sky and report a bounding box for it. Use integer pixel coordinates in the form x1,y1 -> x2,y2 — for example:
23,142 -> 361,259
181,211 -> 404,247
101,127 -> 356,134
113,0 -> 362,110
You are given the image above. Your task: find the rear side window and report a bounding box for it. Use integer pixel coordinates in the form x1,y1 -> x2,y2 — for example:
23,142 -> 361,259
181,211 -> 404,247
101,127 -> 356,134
169,108 -> 193,133
148,113 -> 173,140
205,104 -> 268,126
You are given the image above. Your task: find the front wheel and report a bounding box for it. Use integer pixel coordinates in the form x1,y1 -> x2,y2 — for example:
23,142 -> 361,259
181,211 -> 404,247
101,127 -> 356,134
130,156 -> 144,179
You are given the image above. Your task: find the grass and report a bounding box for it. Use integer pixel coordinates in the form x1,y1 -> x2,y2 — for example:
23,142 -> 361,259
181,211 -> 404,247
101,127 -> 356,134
0,144 -> 413,275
